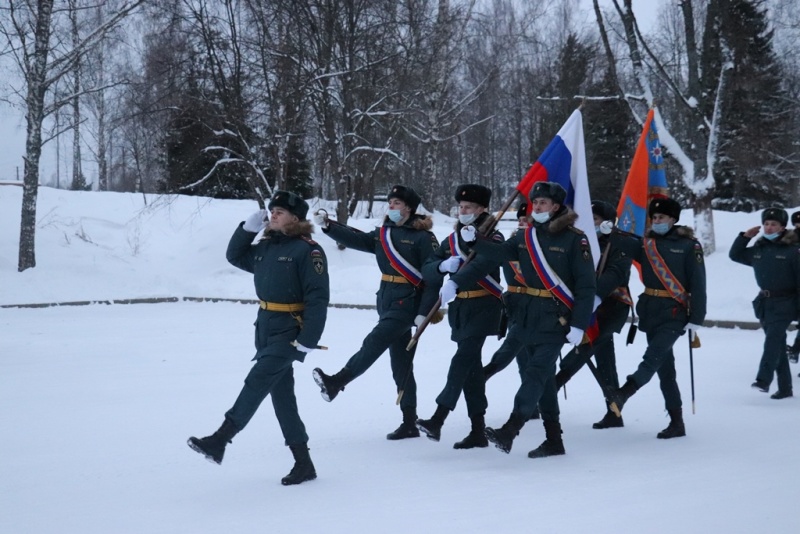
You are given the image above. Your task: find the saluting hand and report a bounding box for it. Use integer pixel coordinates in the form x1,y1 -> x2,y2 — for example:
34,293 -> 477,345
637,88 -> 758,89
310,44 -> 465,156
313,211 -> 329,229
743,226 -> 760,239
243,209 -> 268,233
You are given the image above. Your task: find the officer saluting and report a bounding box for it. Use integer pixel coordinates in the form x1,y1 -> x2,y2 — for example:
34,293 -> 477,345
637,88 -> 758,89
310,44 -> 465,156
730,207 -> 798,399
188,191 -> 329,486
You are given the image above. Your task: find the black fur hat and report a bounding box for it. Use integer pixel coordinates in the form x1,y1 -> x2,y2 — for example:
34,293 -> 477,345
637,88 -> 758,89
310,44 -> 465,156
648,197 -> 681,221
762,207 -> 788,226
516,203 -> 529,219
591,200 -> 617,222
455,184 -> 492,208
268,190 -> 309,219
387,184 -> 422,213
529,182 -> 567,205
792,211 -> 800,226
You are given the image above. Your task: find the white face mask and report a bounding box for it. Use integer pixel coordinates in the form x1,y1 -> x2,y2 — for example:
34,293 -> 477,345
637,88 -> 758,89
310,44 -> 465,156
651,222 -> 671,235
532,212 -> 551,224
763,231 -> 780,241
387,209 -> 403,223
458,213 -> 477,226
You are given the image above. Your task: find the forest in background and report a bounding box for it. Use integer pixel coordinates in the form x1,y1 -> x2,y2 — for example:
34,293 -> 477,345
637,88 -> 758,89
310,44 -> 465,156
2,0 -> 799,270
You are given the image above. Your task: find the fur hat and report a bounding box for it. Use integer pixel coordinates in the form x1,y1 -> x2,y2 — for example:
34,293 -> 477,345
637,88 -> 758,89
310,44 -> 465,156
529,182 -> 567,205
516,203 -> 529,219
591,200 -> 617,222
387,184 -> 422,213
648,197 -> 681,221
268,190 -> 309,219
790,211 -> 800,226
762,207 -> 788,226
455,184 -> 491,208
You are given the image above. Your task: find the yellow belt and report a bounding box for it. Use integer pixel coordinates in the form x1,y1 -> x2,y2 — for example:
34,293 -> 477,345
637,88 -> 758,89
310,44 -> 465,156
456,289 -> 491,299
259,301 -> 305,312
381,274 -> 410,284
506,286 -> 553,298
643,287 -> 673,298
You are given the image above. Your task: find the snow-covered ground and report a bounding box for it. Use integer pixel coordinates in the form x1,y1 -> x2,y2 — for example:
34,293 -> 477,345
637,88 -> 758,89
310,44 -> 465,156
1,187 -> 798,533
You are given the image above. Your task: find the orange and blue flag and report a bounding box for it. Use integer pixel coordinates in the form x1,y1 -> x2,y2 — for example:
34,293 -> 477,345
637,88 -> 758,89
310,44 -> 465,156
616,108 -> 669,236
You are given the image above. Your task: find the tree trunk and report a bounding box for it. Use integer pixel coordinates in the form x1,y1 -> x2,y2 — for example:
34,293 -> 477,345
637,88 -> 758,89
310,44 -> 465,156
18,0 -> 55,272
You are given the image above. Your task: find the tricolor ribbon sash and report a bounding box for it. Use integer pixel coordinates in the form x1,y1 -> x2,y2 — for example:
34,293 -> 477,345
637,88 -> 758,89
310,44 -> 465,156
379,227 -> 423,286
523,227 -> 574,309
448,233 -> 503,299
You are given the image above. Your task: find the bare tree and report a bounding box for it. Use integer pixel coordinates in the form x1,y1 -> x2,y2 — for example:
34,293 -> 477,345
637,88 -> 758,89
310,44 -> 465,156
0,0 -> 145,271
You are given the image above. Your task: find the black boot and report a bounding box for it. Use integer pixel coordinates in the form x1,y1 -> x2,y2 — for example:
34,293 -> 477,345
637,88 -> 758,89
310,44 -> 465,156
312,368 -> 352,402
415,405 -> 449,442
656,409 -> 686,439
281,444 -> 317,485
187,418 -> 239,465
453,414 -> 489,449
484,412 -> 526,454
787,343 -> 800,364
607,377 -> 639,414
387,407 -> 421,440
592,407 -> 624,429
770,389 -> 793,399
528,420 -> 566,458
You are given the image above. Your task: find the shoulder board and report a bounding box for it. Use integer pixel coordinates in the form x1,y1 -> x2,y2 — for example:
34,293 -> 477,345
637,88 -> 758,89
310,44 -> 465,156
567,226 -> 585,235
300,235 -> 318,246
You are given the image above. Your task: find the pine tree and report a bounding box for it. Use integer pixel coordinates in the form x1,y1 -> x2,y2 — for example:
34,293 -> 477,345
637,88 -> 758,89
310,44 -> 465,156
713,0 -> 792,210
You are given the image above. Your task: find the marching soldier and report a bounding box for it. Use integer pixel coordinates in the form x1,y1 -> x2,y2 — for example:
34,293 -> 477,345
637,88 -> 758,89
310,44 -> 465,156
443,182 -> 596,458
555,200 -> 633,429
311,185 -> 440,439
786,210 -> 800,365
608,197 -> 706,439
730,207 -> 798,399
188,191 -> 329,486
416,184 -> 505,449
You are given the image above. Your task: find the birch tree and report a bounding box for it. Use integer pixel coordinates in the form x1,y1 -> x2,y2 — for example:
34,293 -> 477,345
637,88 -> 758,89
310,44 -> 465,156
0,0 -> 145,271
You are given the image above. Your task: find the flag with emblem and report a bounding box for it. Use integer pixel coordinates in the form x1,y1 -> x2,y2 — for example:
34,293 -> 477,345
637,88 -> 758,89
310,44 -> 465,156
515,109 -> 600,266
615,107 -> 669,236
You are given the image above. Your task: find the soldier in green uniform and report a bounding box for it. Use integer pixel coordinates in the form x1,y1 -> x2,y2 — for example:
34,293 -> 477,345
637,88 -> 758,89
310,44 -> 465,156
554,200 -> 633,429
730,207 -> 798,399
311,185 -> 440,439
481,203 -> 541,420
415,184 -> 505,449
445,182 -> 596,459
609,197 -> 706,439
188,191 -> 330,486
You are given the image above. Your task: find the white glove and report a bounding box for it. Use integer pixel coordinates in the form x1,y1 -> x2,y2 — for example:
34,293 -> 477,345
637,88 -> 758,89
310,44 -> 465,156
414,315 -> 426,327
460,225 -> 477,242
439,280 -> 458,304
687,323 -> 702,341
599,220 -> 614,235
312,211 -> 328,229
292,341 -> 315,355
566,326 -> 585,345
438,256 -> 462,274
243,209 -> 267,233
593,295 -> 602,310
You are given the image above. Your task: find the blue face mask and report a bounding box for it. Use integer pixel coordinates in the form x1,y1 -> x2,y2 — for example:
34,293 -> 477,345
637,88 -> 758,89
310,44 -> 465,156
651,222 -> 671,235
459,213 -> 478,226
387,209 -> 403,223
532,212 -> 551,224
763,231 -> 780,241
595,225 -> 602,235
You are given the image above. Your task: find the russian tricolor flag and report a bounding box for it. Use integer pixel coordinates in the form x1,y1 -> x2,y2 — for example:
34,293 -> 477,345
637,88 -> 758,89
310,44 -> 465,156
515,109 -> 600,267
